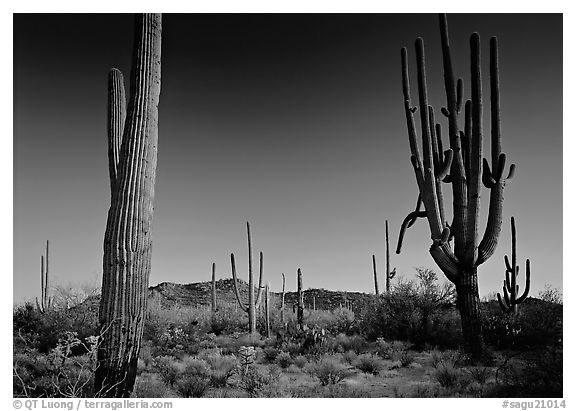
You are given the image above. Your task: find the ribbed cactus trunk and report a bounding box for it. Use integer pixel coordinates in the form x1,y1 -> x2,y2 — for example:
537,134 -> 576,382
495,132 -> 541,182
280,273 -> 286,328
211,263 -> 217,315
36,240 -> 51,313
264,283 -> 270,338
96,13 -> 161,397
231,222 -> 264,335
396,14 -> 515,359
372,254 -> 379,295
297,268 -> 304,330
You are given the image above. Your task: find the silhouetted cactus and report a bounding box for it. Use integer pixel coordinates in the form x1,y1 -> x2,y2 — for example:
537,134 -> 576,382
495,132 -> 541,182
396,14 -> 514,358
231,221 -> 264,334
498,217 -> 531,314
280,273 -> 286,327
297,268 -> 304,330
96,13 -> 162,397
264,283 -> 271,338
211,262 -> 217,315
385,220 -> 397,293
372,254 -> 379,295
36,240 -> 52,313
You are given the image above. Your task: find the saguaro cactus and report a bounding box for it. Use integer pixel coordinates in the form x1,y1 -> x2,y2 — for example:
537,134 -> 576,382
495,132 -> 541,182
96,14 -> 162,397
211,263 -> 217,315
385,220 -> 397,293
297,268 -> 304,330
264,283 -> 271,338
231,221 -> 264,334
372,254 -> 379,295
498,217 -> 531,313
280,273 -> 286,327
36,240 -> 52,313
396,14 -> 514,358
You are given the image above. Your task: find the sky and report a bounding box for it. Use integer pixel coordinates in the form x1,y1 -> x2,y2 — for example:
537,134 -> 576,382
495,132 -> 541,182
13,13 -> 562,303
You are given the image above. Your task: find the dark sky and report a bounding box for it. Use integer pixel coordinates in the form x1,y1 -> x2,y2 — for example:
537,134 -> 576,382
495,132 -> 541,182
13,14 -> 562,302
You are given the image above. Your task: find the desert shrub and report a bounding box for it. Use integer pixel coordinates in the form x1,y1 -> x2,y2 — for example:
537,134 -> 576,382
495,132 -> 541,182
399,350 -> 415,367
174,357 -> 211,398
152,355 -> 180,387
332,333 -> 367,353
262,347 -> 280,363
306,355 -> 351,386
467,366 -> 491,385
434,363 -> 461,388
353,353 -> 382,375
210,309 -> 247,335
133,372 -> 173,398
431,349 -> 469,369
203,354 -> 237,388
241,365 -> 272,397
276,351 -> 292,368
343,350 -> 357,365
294,355 -> 308,368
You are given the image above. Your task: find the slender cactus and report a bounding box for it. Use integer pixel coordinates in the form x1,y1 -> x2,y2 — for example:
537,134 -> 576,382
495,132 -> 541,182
211,263 -> 217,315
385,220 -> 397,293
96,14 -> 162,397
396,14 -> 514,358
372,254 -> 379,295
280,273 -> 286,328
497,217 -> 531,314
297,268 -> 304,330
231,221 -> 264,334
264,283 -> 271,338
36,240 -> 51,313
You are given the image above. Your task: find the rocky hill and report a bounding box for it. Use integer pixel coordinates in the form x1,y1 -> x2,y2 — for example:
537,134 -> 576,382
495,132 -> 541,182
149,278 -> 375,313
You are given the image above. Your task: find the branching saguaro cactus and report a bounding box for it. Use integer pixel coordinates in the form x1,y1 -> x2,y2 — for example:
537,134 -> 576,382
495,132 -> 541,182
96,14 -> 162,397
396,14 -> 515,358
385,220 -> 397,293
36,240 -> 52,313
231,221 -> 264,334
211,263 -> 217,315
498,217 -> 531,314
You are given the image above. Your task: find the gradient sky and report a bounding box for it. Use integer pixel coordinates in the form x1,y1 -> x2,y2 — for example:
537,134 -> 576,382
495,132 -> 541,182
13,13 -> 562,303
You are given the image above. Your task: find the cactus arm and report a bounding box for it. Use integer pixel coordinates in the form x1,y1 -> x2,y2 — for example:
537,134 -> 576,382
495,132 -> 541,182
456,77 -> 464,113
464,33 -> 483,266
230,253 -> 248,312
497,291 -> 510,312
407,194 -> 422,228
477,37 -> 516,266
396,209 -> 427,254
401,47 -> 423,180
439,14 -> 468,261
107,69 -> 126,193
516,259 -> 531,303
429,106 -> 440,171
40,255 -> 45,312
255,251 -> 264,308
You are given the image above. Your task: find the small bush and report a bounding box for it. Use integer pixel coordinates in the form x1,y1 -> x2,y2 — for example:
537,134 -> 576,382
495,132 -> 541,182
434,363 -> 461,388
262,347 -> 280,363
343,350 -> 357,365
294,355 -> 308,369
276,351 -> 292,369
353,353 -> 382,375
307,355 -> 351,386
174,373 -> 210,398
241,365 -> 271,397
133,373 -> 173,398
151,355 -> 180,386
467,366 -> 491,386
399,350 -> 415,367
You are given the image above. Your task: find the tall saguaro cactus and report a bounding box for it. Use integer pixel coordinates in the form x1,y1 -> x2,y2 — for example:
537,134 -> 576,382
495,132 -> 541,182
211,263 -> 217,315
385,220 -> 397,293
498,217 -> 531,313
96,14 -> 162,397
36,240 -> 52,313
231,222 -> 264,334
297,268 -> 304,330
372,254 -> 379,295
264,283 -> 271,338
280,273 -> 286,327
396,14 -> 514,358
